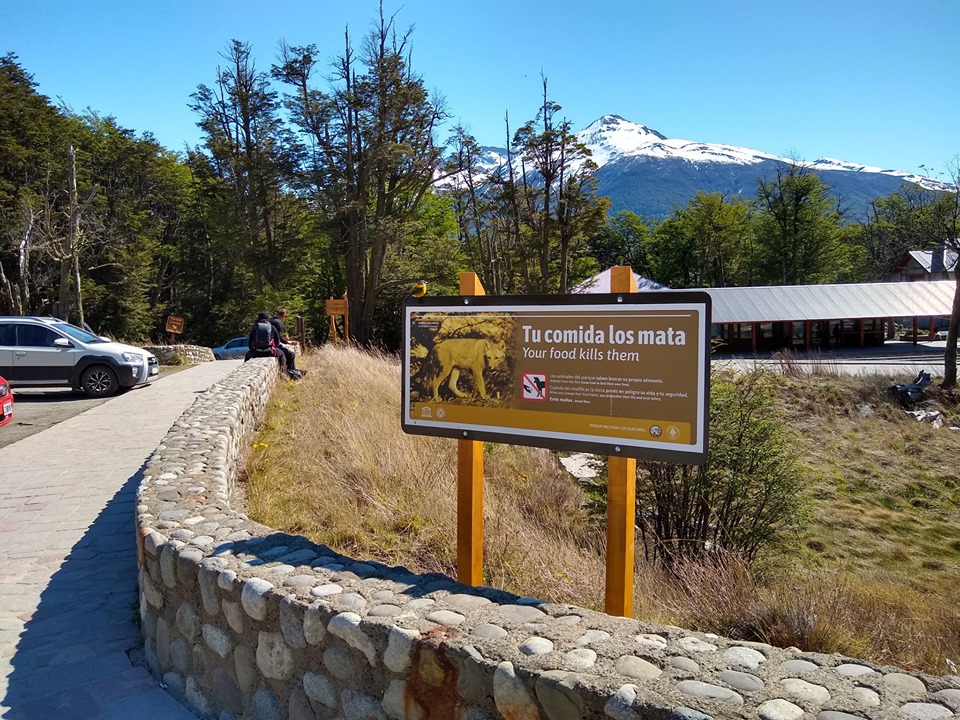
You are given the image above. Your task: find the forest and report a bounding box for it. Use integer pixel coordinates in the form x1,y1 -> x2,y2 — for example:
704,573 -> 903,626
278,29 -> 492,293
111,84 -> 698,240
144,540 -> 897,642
1,11 -> 958,351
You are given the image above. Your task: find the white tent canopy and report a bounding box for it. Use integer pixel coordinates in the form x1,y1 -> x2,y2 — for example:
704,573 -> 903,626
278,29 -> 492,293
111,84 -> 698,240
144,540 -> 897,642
571,268 -> 665,294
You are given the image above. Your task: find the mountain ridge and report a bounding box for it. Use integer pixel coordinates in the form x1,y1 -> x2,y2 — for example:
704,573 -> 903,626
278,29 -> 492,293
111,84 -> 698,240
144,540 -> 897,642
471,115 -> 950,220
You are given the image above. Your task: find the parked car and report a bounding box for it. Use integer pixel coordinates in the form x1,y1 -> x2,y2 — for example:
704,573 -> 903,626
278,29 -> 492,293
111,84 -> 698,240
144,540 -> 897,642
0,316 -> 159,398
211,337 -> 249,360
0,375 -> 12,427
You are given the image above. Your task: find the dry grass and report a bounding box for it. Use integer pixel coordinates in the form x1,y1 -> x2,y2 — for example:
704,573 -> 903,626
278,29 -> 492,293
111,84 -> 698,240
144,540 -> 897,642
770,348 -> 845,377
244,344 -> 607,608
772,373 -> 960,599
652,554 -> 960,673
244,345 -> 960,674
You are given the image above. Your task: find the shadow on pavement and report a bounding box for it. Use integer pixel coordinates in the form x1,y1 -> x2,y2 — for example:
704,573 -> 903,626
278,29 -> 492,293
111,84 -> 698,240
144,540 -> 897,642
1,467 -> 192,719
8,391 -> 89,404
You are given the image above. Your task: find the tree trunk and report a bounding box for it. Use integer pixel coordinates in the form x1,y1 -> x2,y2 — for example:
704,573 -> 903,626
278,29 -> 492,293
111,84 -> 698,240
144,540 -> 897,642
0,263 -> 17,315
943,275 -> 960,388
16,203 -> 33,313
72,252 -> 84,325
59,144 -> 79,321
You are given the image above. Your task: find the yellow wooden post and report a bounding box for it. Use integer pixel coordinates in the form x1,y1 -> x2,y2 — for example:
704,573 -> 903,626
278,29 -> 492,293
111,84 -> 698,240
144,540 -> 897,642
458,272 -> 485,585
605,266 -> 637,617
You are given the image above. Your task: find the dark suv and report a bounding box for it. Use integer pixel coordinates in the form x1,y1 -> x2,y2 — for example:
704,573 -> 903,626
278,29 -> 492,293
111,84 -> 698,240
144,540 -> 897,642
0,316 -> 159,397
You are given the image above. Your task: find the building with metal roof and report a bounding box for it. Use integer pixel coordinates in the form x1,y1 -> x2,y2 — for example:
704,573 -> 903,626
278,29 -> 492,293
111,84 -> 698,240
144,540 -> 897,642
891,248 -> 958,282
573,268 -> 956,352
680,280 -> 957,353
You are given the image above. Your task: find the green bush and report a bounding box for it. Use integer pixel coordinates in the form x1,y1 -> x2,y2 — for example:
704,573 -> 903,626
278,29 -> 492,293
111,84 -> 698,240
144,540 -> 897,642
638,369 -> 807,569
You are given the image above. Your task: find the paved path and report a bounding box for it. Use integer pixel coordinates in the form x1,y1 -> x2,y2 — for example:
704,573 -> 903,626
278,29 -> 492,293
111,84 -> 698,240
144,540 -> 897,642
0,360 -> 241,720
713,340 -> 950,377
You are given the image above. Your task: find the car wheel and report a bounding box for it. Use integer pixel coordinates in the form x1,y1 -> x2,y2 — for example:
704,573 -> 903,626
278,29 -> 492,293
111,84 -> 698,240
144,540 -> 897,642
81,365 -> 119,398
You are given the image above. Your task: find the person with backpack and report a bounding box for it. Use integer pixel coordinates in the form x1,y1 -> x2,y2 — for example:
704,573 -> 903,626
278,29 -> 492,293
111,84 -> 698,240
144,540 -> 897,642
244,312 -> 287,373
270,307 -> 305,379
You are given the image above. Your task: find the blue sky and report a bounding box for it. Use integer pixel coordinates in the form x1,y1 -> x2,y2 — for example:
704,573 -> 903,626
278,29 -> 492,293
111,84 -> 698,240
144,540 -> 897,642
3,0 -> 958,175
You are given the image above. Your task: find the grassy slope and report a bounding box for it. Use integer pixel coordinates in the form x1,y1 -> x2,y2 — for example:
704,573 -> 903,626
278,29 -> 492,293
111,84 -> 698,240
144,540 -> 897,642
244,346 -> 960,673
778,374 -> 960,596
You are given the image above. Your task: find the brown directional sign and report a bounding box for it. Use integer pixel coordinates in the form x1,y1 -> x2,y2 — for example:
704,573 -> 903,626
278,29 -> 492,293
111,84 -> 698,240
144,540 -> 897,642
165,315 -> 184,334
325,299 -> 348,315
402,292 -> 711,464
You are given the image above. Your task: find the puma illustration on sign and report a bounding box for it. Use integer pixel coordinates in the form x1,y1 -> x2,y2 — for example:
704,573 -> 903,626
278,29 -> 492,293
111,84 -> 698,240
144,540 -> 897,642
430,338 -> 507,402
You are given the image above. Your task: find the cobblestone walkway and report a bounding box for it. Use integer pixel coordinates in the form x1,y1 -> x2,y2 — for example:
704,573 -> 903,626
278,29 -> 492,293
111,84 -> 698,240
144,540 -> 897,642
0,361 -> 240,719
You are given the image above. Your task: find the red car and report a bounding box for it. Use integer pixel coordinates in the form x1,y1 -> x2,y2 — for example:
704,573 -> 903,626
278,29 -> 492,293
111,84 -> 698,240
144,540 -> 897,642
0,375 -> 12,427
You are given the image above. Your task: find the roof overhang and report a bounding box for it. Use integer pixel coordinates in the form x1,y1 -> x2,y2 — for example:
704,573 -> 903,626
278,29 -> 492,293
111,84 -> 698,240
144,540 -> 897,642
667,281 -> 956,324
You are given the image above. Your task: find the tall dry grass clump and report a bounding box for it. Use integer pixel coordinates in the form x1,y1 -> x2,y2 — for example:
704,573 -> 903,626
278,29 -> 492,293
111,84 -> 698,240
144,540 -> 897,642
244,344 -> 608,608
770,348 -> 844,377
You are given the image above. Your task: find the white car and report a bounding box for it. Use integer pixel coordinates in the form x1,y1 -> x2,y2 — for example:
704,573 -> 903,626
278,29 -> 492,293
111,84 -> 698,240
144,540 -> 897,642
0,316 -> 159,398
211,337 -> 249,360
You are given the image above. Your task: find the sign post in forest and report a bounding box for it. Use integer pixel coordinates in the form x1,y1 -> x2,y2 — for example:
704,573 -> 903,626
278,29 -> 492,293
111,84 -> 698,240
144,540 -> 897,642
165,315 -> 184,344
325,297 -> 349,344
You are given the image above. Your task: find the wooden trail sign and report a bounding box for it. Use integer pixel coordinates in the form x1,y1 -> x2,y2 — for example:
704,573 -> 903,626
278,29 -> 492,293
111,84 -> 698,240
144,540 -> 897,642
325,297 -> 349,344
165,315 -> 184,343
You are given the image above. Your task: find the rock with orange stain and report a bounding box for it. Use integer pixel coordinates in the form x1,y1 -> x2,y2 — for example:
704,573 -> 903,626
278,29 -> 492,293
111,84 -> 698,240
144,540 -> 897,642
494,661 -> 539,720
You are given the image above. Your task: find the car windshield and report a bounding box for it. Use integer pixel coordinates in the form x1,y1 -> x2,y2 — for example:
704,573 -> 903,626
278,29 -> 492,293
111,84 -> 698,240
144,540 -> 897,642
53,322 -> 105,344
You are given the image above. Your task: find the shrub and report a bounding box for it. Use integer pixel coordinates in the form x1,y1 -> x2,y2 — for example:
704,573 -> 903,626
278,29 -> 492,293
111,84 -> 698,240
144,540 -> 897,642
637,369 -> 807,569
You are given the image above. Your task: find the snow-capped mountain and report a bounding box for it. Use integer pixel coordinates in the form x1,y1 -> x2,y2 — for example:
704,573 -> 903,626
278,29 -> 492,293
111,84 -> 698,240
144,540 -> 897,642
468,115 -> 950,220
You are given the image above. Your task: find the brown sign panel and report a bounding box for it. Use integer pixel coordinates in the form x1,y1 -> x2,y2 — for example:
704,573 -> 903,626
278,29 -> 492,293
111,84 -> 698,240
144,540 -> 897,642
325,298 -> 348,315
402,292 -> 711,464
165,315 -> 184,334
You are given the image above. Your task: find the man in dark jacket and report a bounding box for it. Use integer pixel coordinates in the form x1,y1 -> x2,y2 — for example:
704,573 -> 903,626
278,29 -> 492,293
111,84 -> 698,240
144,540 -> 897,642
270,307 -> 304,379
244,312 -> 287,372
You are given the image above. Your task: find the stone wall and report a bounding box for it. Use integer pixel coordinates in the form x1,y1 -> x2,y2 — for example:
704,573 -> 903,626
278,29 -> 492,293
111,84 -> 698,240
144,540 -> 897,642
135,359 -> 960,720
143,344 -> 216,365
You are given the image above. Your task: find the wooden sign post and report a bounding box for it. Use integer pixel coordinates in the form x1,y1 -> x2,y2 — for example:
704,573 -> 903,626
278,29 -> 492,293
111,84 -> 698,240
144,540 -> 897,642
295,315 -> 306,348
605,266 -> 638,617
325,298 -> 349,344
400,265 -> 710,615
165,315 -> 184,344
458,272 -> 485,586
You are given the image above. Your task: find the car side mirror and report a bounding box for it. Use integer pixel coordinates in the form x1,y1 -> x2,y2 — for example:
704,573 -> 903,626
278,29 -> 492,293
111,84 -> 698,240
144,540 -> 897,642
53,337 -> 73,348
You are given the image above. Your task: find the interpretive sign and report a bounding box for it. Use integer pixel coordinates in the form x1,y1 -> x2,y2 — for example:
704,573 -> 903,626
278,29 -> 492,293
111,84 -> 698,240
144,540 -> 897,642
402,292 -> 711,463
325,297 -> 349,344
325,298 -> 348,315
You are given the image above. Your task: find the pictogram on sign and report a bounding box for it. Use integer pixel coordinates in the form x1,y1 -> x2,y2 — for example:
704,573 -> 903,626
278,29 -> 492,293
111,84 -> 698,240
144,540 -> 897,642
521,372 -> 548,401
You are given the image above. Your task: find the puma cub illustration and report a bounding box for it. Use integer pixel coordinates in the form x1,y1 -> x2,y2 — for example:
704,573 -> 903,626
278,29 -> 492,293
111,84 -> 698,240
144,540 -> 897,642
430,338 -> 507,402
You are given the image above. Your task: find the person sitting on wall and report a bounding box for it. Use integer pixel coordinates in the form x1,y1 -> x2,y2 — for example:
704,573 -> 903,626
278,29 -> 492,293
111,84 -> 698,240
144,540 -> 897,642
271,307 -> 305,380
245,312 -> 287,372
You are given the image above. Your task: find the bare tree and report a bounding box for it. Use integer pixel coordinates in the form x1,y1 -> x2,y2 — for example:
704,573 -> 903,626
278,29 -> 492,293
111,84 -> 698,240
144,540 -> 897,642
51,145 -> 96,322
